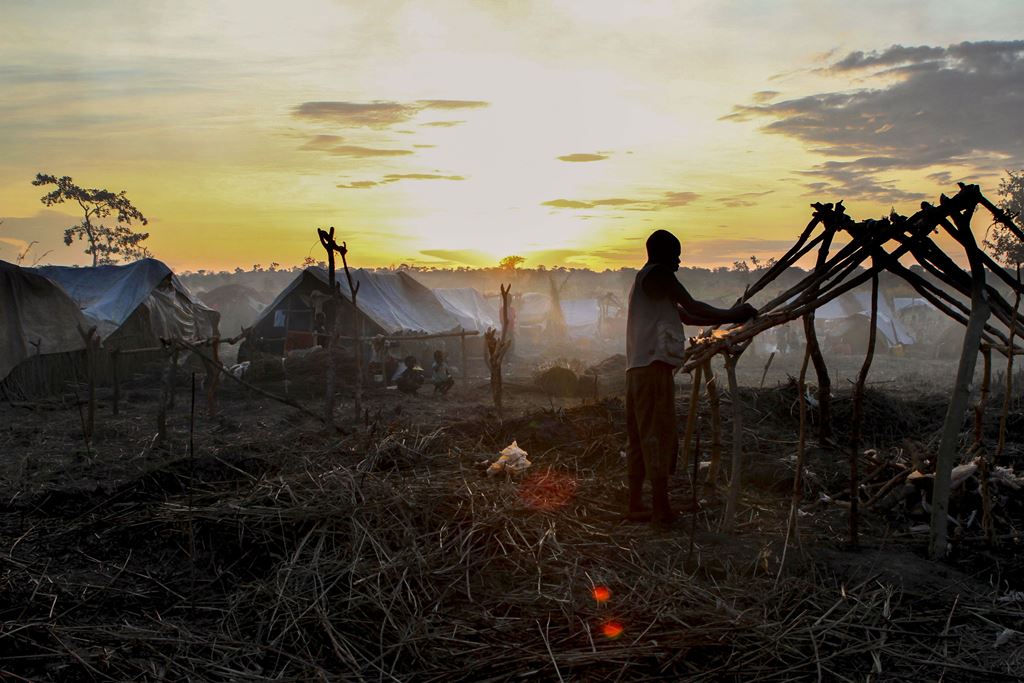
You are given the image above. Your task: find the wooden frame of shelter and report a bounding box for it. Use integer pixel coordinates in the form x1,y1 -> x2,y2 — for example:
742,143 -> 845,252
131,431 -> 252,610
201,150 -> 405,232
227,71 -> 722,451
679,183 -> 1024,560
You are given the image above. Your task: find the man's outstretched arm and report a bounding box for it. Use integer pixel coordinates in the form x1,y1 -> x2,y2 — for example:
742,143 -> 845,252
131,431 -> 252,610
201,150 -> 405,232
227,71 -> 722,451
643,265 -> 756,324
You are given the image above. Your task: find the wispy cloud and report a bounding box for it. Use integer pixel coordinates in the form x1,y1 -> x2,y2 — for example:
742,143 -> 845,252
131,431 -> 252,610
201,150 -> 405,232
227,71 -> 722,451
557,153 -> 608,162
421,120 -> 465,127
337,172 -> 465,189
312,144 -> 414,157
293,99 -> 489,128
543,190 -> 700,210
719,189 -> 774,208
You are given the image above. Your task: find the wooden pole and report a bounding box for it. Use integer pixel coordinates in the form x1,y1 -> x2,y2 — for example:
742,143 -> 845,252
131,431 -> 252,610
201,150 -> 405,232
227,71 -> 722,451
157,344 -> 172,443
702,360 -> 723,497
318,227 -> 338,428
930,199 -> 990,560
678,363 -> 704,477
205,336 -> 220,418
460,329 -> 469,381
721,351 -> 745,533
997,265 -> 1021,458
848,270 -> 880,547
787,342 -> 813,544
76,325 -> 97,440
486,284 -> 512,420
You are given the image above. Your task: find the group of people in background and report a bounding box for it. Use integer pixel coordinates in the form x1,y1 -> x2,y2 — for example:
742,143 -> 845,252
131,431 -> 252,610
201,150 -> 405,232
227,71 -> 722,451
394,349 -> 454,396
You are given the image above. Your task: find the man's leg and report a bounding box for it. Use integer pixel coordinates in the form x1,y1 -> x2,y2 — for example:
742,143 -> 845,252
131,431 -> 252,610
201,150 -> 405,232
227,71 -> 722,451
639,365 -> 678,526
624,370 -> 651,521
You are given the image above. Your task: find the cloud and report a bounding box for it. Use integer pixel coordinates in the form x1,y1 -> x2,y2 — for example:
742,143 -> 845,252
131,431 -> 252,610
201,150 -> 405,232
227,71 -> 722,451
421,120 -> 465,127
543,191 -> 700,210
382,173 -> 464,181
321,145 -> 414,157
662,191 -> 700,206
416,99 -> 488,110
726,40 -> 1024,201
337,180 -> 380,189
293,99 -> 488,128
300,134 -> 345,150
557,153 -> 608,162
337,173 -> 465,189
543,199 -> 593,209
719,190 -> 774,208
413,144 -> 436,148
751,91 -> 780,103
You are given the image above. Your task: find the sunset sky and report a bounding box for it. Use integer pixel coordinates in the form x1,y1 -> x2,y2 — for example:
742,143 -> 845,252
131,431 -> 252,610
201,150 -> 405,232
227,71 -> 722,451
1,1 -> 1022,271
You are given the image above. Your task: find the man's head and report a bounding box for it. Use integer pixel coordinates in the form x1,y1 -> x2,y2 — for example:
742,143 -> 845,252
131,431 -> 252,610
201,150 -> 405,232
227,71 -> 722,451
404,355 -> 417,369
646,230 -> 681,270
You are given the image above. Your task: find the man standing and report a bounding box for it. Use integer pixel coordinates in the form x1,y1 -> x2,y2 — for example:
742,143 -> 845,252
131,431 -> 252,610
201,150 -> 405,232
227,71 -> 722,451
626,230 -> 756,526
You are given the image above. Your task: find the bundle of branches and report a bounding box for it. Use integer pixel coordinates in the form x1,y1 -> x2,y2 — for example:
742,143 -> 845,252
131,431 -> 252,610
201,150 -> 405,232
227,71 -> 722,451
684,183 -> 1024,370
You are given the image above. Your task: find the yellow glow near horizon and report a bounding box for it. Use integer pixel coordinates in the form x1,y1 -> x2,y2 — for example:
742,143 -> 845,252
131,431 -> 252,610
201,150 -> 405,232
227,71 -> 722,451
0,1 -> 1019,272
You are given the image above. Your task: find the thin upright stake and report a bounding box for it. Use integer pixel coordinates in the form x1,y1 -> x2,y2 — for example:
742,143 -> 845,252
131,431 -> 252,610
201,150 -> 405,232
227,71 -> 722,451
679,363 -> 704,476
111,349 -> 120,416
997,265 -> 1021,457
722,351 -> 744,533
849,271 -> 880,547
702,360 -> 723,496
930,201 -> 991,560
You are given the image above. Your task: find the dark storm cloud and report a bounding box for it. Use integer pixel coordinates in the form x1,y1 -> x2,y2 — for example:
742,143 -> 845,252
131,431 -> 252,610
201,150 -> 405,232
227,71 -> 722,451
726,40 -> 1024,201
557,153 -> 609,162
293,99 -> 488,128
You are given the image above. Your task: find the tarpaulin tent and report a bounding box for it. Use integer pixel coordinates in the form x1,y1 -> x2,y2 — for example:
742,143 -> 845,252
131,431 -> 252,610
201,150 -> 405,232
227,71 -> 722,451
433,288 -> 500,332
35,258 -> 219,349
813,289 -> 915,350
0,260 -> 91,383
248,268 -> 461,355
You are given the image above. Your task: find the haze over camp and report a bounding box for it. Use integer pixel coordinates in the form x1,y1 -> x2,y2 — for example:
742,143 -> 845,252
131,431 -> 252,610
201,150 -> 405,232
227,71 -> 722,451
3,2 -> 1024,681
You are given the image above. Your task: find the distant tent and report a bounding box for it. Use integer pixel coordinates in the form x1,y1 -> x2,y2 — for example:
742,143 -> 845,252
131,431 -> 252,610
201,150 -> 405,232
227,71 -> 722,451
35,258 -> 219,349
200,283 -> 267,338
433,288 -> 500,332
814,290 -> 915,350
560,298 -> 601,339
0,260 -> 91,385
249,268 -> 462,355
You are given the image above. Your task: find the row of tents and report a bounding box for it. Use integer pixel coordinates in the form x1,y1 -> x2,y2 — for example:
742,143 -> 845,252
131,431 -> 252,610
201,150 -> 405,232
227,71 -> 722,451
1,260 -> 509,398
3,257 -> 969,399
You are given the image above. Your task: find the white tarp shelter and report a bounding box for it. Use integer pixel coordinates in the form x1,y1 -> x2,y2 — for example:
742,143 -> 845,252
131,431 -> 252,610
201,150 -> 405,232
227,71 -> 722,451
35,258 -> 219,346
258,268 -> 462,337
433,287 -> 500,332
814,290 -> 915,346
1,260 -> 91,381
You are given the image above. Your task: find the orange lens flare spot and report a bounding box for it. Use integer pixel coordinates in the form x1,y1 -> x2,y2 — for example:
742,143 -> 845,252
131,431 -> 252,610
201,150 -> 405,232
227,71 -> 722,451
517,470 -> 577,511
592,586 -> 611,603
601,621 -> 624,639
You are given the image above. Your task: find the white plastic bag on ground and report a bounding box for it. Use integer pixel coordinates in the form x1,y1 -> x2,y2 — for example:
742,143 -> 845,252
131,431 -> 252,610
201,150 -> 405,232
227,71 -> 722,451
487,441 -> 532,477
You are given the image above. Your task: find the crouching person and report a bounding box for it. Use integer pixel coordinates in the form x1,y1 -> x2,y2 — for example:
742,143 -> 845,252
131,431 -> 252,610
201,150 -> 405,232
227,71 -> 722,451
395,355 -> 425,395
626,230 -> 756,527
431,349 -> 455,395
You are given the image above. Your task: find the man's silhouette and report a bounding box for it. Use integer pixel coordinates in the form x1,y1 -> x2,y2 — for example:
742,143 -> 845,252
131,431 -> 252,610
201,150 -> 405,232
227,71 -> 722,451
625,230 -> 756,526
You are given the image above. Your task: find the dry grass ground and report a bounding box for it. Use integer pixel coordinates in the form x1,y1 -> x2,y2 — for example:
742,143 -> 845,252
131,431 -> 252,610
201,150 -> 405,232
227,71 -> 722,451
1,364 -> 1023,681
